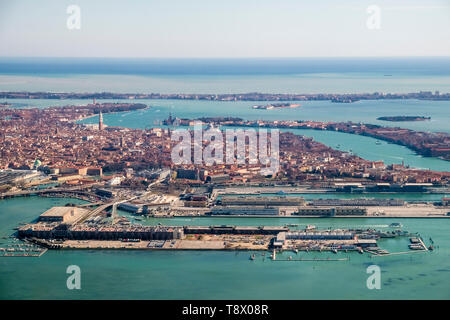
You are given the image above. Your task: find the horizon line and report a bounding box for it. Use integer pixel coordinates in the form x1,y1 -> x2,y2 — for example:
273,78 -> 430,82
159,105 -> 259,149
1,56 -> 450,60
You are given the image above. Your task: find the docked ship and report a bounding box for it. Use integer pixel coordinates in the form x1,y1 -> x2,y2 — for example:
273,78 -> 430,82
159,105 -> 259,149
252,103 -> 302,110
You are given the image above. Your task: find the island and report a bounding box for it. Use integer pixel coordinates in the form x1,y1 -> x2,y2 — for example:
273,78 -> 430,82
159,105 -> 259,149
377,116 -> 431,122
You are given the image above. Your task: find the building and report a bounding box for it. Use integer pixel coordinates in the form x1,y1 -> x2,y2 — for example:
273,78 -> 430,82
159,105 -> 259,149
107,176 -> 123,186
285,231 -> 355,240
19,224 -> 184,241
295,207 -> 367,216
118,203 -> 141,213
220,195 -> 304,206
99,111 -> 104,131
176,168 -> 199,180
210,206 -> 279,216
184,225 -> 287,235
95,188 -> 117,198
38,207 -> 89,224
310,199 -> 404,206
206,174 -> 230,184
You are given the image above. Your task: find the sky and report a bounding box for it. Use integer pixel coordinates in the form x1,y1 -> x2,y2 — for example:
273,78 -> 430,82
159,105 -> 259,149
0,0 -> 449,58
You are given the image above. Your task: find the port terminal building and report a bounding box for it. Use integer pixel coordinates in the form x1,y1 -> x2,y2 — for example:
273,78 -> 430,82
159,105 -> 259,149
295,207 -> 367,216
184,225 -> 288,235
18,224 -> 184,241
209,206 -> 280,216
218,195 -> 305,206
38,206 -> 90,224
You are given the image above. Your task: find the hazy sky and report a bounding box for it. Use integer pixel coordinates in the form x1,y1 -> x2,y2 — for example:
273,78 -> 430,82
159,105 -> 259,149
0,0 -> 449,58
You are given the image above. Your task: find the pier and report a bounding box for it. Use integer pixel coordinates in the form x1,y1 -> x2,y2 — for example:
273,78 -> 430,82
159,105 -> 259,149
0,245 -> 47,257
272,257 -> 349,262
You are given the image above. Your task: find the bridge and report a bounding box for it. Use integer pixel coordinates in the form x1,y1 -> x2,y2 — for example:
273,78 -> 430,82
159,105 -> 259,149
76,178 -> 166,224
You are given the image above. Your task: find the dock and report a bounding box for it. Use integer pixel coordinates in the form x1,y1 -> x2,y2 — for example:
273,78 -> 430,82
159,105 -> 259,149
0,248 -> 47,257
272,257 -> 349,262
370,250 -> 427,257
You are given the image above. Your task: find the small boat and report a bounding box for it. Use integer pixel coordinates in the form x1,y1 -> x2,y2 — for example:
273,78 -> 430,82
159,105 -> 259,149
288,256 -> 293,260
389,223 -> 403,228
287,223 -> 299,227
331,248 -> 338,254
375,140 -> 382,145
250,254 -> 255,260
305,225 -> 316,231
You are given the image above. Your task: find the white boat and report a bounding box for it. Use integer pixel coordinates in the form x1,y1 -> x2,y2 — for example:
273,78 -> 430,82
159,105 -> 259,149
389,223 -> 403,228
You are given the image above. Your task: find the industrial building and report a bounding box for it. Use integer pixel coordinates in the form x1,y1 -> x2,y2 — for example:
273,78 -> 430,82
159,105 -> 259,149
118,202 -> 141,213
38,206 -> 89,224
176,168 -> 199,180
295,207 -> 367,216
95,188 -> 117,198
284,231 -> 355,240
18,224 -> 184,241
210,206 -> 280,216
206,174 -> 230,184
219,195 -> 305,206
309,199 -> 404,206
184,225 -> 288,235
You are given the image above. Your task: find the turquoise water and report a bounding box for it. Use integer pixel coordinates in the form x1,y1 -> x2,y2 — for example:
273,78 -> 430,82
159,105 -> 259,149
0,196 -> 449,299
7,98 -> 450,134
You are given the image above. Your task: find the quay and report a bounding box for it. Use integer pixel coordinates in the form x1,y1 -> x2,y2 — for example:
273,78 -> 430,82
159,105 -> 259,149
0,247 -> 47,257
11,203 -> 438,255
272,257 -> 349,262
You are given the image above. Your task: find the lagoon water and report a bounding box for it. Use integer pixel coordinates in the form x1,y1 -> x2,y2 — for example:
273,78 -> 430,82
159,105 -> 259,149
78,100 -> 450,171
3,98 -> 449,171
0,196 -> 449,300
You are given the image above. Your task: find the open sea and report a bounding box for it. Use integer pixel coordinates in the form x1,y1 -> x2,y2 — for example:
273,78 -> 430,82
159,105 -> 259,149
0,58 -> 449,299
1,57 -> 450,94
